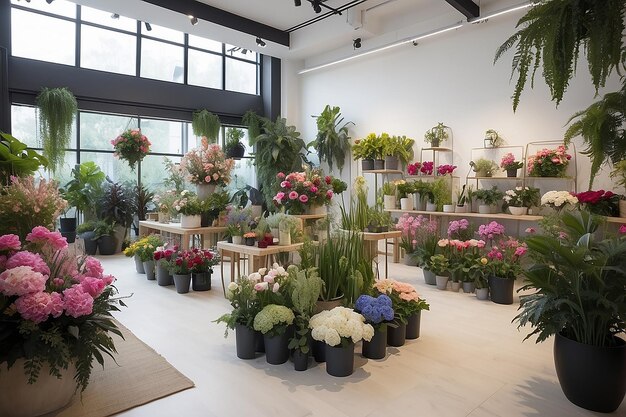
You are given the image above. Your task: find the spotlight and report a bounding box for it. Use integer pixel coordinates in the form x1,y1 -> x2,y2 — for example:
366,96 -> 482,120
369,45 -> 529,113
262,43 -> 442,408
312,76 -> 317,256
242,49 -> 248,54
111,13 -> 120,19
46,0 -> 54,3
188,15 -> 198,25
144,22 -> 152,31
312,0 -> 322,13
353,38 -> 361,49
255,37 -> 266,47
294,0 -> 301,5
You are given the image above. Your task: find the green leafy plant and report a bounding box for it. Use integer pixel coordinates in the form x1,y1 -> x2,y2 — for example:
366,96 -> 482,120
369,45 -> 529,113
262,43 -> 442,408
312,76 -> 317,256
76,220 -> 96,234
396,181 -> 414,199
473,186 -> 504,206
0,132 -> 48,184
288,266 -> 323,354
424,123 -> 450,146
242,110 -> 263,145
610,160 -> 626,192
98,181 -> 134,228
224,127 -> 246,157
134,183 -> 154,221
309,105 -> 353,173
192,109 -> 221,142
36,87 -> 77,173
61,162 -> 105,220
471,158 -> 498,177
427,254 -> 449,276
484,129 -> 504,147
215,277 -> 261,336
383,135 -> 415,166
431,177 -> 452,210
381,181 -> 396,196
92,219 -> 116,240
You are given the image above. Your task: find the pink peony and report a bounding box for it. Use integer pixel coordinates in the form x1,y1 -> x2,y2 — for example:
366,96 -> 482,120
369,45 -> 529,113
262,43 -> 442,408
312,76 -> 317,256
15,292 -> 53,323
326,190 -> 333,199
83,257 -> 103,278
619,225 -> 626,234
80,276 -> 106,298
299,194 -> 309,203
26,226 -> 68,251
0,234 -> 21,252
102,274 -> 116,286
63,285 -> 94,318
288,191 -> 299,200
6,251 -> 50,276
48,292 -> 64,318
0,266 -> 47,296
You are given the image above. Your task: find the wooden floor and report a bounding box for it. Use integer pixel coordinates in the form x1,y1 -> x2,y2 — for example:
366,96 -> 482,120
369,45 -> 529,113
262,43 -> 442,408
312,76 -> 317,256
99,254 -> 626,417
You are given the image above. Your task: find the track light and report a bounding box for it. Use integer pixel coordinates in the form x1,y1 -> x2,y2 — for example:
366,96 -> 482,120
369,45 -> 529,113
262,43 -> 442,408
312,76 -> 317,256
294,0 -> 301,5
188,15 -> 198,25
255,37 -> 266,47
46,0 -> 54,3
111,13 -> 119,19
144,22 -> 152,31
242,49 -> 248,54
353,38 -> 361,49
312,0 -> 322,13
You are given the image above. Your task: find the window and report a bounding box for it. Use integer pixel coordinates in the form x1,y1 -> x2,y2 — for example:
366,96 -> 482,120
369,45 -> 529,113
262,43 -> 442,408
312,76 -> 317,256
188,49 -> 222,89
80,6 -> 136,32
11,9 -> 75,65
142,24 -> 184,43
80,25 -> 136,75
10,105 -> 39,148
226,59 -> 258,94
80,113 -> 137,150
189,35 -> 222,52
140,39 -> 184,83
10,0 -> 76,18
139,119 -> 183,155
81,151 -> 135,184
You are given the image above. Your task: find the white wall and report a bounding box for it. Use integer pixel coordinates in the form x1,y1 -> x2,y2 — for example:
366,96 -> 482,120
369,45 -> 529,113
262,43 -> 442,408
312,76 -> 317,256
287,12 -> 623,194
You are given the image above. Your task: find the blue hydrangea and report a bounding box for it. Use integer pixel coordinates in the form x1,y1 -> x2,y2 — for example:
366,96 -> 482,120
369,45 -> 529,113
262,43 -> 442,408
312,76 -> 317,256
355,294 -> 395,324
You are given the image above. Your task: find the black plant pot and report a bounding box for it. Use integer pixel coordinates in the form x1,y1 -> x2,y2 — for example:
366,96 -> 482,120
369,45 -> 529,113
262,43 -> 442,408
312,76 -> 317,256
79,232 -> 98,255
173,274 -> 191,294
387,323 -> 406,347
406,311 -> 421,340
325,342 -> 355,377
143,260 -> 156,280
192,271 -> 212,291
255,331 -> 265,353
59,217 -> 77,244
97,235 -> 116,255
156,262 -> 173,286
226,143 -> 245,159
293,349 -> 309,371
264,331 -> 290,365
235,324 -> 256,360
384,155 -> 399,170
488,276 -> 515,305
361,159 -> 374,171
506,168 -> 518,178
554,333 -> 626,413
362,326 -> 387,359
312,339 -> 326,363
373,159 -> 385,170
245,237 -> 256,246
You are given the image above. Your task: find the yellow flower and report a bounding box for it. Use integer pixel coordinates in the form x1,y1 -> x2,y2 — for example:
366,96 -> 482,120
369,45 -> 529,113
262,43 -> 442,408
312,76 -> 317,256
480,257 -> 488,265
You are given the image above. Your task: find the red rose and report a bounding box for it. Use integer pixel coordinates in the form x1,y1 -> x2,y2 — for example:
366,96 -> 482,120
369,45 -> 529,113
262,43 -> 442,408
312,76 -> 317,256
325,176 -> 331,185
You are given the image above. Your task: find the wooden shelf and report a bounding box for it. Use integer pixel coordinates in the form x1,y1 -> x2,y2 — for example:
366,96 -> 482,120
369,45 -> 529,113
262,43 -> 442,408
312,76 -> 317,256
606,217 -> 626,224
290,213 -> 327,220
362,169 -> 404,174
385,209 -> 543,221
422,147 -> 452,152
467,176 -> 522,180
524,176 -> 575,180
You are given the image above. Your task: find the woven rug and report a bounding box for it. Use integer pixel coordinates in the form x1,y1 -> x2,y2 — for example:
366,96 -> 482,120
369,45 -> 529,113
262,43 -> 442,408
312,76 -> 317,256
50,323 -> 194,417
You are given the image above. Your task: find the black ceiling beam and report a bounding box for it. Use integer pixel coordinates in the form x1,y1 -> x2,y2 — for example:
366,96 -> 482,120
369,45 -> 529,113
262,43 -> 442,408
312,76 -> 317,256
444,0 -> 479,19
141,0 -> 289,47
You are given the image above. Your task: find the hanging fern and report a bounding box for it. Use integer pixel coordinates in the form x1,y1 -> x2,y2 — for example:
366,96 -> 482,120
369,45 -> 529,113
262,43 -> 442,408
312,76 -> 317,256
565,80 -> 626,188
309,105 -> 353,174
494,0 -> 626,112
36,87 -> 77,173
192,109 -> 221,142
242,110 -> 264,145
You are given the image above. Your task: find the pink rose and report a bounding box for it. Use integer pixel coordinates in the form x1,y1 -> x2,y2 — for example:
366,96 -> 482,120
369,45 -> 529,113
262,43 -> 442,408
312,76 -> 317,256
299,194 -> 309,203
277,172 -> 286,179
288,191 -> 299,200
310,186 -> 318,194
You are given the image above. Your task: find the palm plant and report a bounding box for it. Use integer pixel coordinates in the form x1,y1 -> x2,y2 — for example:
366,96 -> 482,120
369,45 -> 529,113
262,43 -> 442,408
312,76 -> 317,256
36,87 -> 77,173
309,105 -> 353,174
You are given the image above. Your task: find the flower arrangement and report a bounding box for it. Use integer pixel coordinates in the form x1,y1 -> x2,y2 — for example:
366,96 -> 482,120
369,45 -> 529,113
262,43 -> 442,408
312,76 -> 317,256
215,276 -> 260,336
189,248 -> 219,272
541,190 -> 578,210
247,264 -> 291,308
0,227 -> 122,392
407,162 -> 422,176
573,190 -> 620,216
372,279 -> 429,323
272,169 -> 335,214
309,307 -> 374,347
354,294 -> 394,329
478,221 -> 506,241
437,164 -> 456,176
396,214 -> 438,254
132,235 -> 165,262
503,186 -> 541,208
487,237 -> 528,279
527,145 -> 571,177
0,176 -> 67,240
253,304 -> 295,336
500,152 -> 523,170
172,190 -> 203,216
153,189 -> 179,215
420,161 -> 434,175
243,231 -> 257,239
180,138 -> 235,186
436,238 -> 485,278
166,249 -> 217,274
153,245 -> 177,266
447,218 -> 473,240
111,129 -> 151,169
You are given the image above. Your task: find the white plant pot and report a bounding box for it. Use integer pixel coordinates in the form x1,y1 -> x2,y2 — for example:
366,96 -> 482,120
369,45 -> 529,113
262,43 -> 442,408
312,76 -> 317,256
400,197 -> 414,211
413,194 -> 425,211
383,195 -> 397,210
455,204 -> 467,213
425,202 -> 437,212
232,235 -> 243,245
478,204 -> 493,214
508,206 -> 528,216
278,230 -> 292,246
442,204 -> 455,213
180,214 -> 201,228
620,200 -> 626,218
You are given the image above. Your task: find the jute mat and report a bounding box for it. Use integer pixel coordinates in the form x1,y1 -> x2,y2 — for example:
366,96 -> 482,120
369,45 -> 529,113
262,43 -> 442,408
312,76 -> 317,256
51,323 -> 194,417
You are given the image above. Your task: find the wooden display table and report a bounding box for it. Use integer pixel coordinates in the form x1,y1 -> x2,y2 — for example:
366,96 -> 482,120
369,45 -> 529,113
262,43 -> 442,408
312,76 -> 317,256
138,221 -> 227,250
361,230 -> 401,278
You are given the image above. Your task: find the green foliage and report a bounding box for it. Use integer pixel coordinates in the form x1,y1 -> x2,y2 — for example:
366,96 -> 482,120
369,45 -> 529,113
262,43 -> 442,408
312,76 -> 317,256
383,135 -> 415,165
242,110 -> 263,145
163,157 -> 186,193
427,254 -> 449,275
396,181 -> 414,199
381,181 -> 396,196
61,161 -> 105,218
610,159 -> 626,190
424,123 -> 449,145
214,277 -> 260,336
471,158 -> 498,176
352,133 -> 382,160
225,127 -> 245,155
516,211 -> 626,347
98,181 -> 134,228
340,177 -> 369,231
192,109 -> 221,142
76,220 -> 96,234
309,105 -> 353,174
253,304 -> 294,336
92,219 -> 116,239
134,183 -> 154,221
290,266 -> 323,317
484,129 -> 504,147
0,132 -> 48,184
473,185 -> 504,206
431,177 -> 452,209
494,0 -> 625,111
36,87 -> 77,173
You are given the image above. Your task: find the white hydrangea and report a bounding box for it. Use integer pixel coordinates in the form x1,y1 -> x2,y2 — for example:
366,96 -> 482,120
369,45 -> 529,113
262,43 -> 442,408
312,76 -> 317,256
541,191 -> 578,207
309,306 -> 374,346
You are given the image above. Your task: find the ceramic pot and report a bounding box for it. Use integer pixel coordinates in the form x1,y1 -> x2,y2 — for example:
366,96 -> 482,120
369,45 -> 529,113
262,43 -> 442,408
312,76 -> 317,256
245,237 -> 256,246
509,206 -> 528,216
442,204 -> 455,213
387,323 -> 406,347
192,271 -> 212,291
173,273 -> 191,294
181,214 -> 201,228
425,202 -> 437,212
143,260 -> 156,280
362,159 -> 374,171
400,197 -> 414,211
314,296 -> 344,314
325,342 -> 355,377
478,204 -> 493,214
450,281 -> 461,292
423,269 -> 436,285
462,281 -> 475,293
403,254 -> 418,267
413,193 -> 425,211
435,275 -> 449,290
232,235 -> 243,245
383,195 -> 396,210
235,324 -> 256,359
455,204 -> 467,213
476,287 -> 489,300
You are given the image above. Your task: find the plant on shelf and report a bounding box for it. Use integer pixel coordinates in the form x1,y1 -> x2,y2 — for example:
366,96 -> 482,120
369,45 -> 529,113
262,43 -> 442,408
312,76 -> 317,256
272,169 -> 335,215
181,139 -> 235,187
381,181 -> 396,196
413,180 -> 432,201
383,135 -> 415,167
470,158 -> 498,177
36,87 -> 77,173
111,129 -> 151,170
288,266 -> 323,356
527,145 -> 571,177
224,127 -> 246,159
172,190 -> 203,216
163,157 -> 186,193
503,186 -> 541,208
431,177 -> 452,211
456,184 -> 468,207
192,109 -> 221,143
309,105 -> 353,174
424,122 -> 450,147
352,134 -> 377,162
242,110 -> 263,144
540,190 -> 579,212
484,129 -> 504,148
396,181 -> 414,200
407,161 -> 421,176
134,183 -> 155,222
420,161 -> 434,176
436,164 -> 456,176
0,132 -> 48,184
573,190 -> 620,217
366,208 -> 392,233
500,152 -> 523,172
473,186 -> 504,207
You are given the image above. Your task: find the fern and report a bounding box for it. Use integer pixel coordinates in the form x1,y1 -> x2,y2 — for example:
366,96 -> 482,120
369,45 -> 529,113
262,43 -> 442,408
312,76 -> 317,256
36,87 -> 77,173
192,109 -> 221,142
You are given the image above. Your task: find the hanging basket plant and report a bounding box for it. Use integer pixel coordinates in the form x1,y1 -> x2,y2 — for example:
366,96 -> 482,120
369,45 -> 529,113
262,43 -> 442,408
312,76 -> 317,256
111,129 -> 151,170
192,109 -> 221,143
36,87 -> 77,173
309,105 -> 353,174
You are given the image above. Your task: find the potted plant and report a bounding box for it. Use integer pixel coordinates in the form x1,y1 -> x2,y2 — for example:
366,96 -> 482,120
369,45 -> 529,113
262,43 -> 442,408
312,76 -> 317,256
243,231 -> 257,246
355,294 -> 394,359
76,221 -> 98,255
181,141 -> 235,200
35,87 -> 77,173
98,181 -> 134,253
272,169 -> 335,215
190,248 -> 219,291
382,134 -> 415,170
137,235 -> 165,280
309,307 -> 374,377
135,183 -> 155,225
288,266 -> 323,371
424,122 -> 450,148
172,190 -> 203,228
412,180 -> 431,211
0,132 -> 48,185
365,208 -> 392,233
224,127 -> 246,159
455,185 -> 468,213
484,129 -> 503,148
503,186 -> 541,215
428,254 -> 449,290
610,160 -> 626,217
352,134 -> 377,170
500,152 -> 523,177
253,304 -> 295,365
309,105 -> 353,174
396,181 -> 414,211
572,190 -> 620,217
486,236 -> 527,305
111,129 -> 151,171
166,250 -> 195,294
470,256 -> 490,300
473,186 -> 504,214
62,162 -> 105,224
92,220 -> 116,256
381,181 -> 397,210
431,177 -> 451,212
192,109 -> 221,143
527,145 -> 572,177
372,133 -> 386,170
153,245 -> 176,286
516,211 -> 626,412
470,158 -> 498,177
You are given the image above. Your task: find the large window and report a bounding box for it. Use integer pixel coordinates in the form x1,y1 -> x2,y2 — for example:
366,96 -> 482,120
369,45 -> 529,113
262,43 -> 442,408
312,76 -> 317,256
10,1 -> 260,94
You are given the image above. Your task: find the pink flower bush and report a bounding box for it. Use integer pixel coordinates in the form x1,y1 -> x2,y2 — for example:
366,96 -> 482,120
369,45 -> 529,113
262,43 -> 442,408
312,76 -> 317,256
26,226 -> 68,251
527,145 -> 571,177
6,251 -> 50,276
396,213 -> 438,253
437,164 -> 457,176
83,256 -> 104,278
272,168 -> 337,214
180,140 -> 235,186
420,161 -> 434,175
478,221 -> 506,240
447,219 -> 471,239
407,162 -> 422,175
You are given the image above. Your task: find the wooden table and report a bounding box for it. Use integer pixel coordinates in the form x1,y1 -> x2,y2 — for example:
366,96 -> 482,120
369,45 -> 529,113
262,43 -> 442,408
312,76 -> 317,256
361,230 -> 402,279
138,221 -> 227,250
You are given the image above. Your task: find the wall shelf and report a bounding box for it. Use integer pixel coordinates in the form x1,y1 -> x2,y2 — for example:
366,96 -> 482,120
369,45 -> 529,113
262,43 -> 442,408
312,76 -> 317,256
385,209 -> 543,222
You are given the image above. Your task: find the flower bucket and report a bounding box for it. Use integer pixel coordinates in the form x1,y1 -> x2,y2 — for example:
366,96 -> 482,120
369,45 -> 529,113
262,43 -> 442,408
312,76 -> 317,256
134,254 -> 145,274
293,350 -> 309,371
387,323 -> 406,347
235,324 -> 256,360
232,235 -> 243,245
476,287 -> 489,300
488,276 -> 514,305
173,273 -> 191,294
192,271 -> 212,291
196,183 -> 216,201
325,342 -> 355,377
435,275 -> 449,290
423,269 -> 436,285
362,326 -> 387,359
181,214 -> 201,228
406,311 -> 421,339
264,332 -> 290,365
143,260 -> 156,280
156,261 -> 173,286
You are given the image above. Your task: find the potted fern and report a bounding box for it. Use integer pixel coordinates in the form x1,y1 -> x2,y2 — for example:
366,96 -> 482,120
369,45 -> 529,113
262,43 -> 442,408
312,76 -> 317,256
36,87 -> 77,173
192,109 -> 221,143
309,105 -> 353,174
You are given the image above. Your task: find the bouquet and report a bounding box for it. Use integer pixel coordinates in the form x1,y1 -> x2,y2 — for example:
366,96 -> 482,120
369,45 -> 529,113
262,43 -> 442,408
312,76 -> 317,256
247,264 -> 290,308
272,169 -> 335,215
111,129 -> 151,169
309,307 -> 374,347
181,139 -> 235,186
253,304 -> 294,337
527,145 -> 571,177
437,164 -> 456,176
500,152 -> 523,170
573,190 -> 620,217
503,186 -> 541,208
541,190 -> 578,210
407,162 -> 421,175
188,248 -> 219,272
420,161 -> 434,175
373,279 -> 429,323
166,249 -> 212,274
0,227 -> 122,392
172,190 -> 203,216
354,294 -> 394,329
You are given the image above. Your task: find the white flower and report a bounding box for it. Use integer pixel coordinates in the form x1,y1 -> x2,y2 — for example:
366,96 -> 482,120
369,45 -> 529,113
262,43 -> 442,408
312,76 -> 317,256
248,272 -> 262,282
227,282 -> 238,291
272,283 -> 280,293
258,267 -> 267,276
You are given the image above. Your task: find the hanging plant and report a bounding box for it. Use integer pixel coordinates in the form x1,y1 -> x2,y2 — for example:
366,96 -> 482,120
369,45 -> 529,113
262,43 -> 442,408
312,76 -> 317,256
192,109 -> 221,143
309,105 -> 353,174
242,110 -> 264,145
494,0 -> 625,111
36,87 -> 77,173
111,129 -> 151,170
